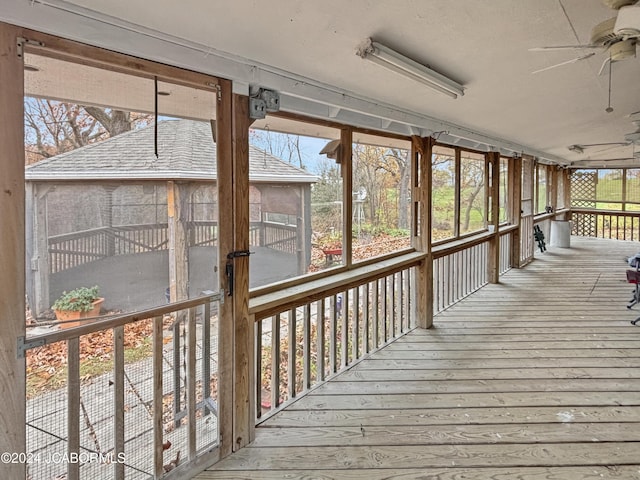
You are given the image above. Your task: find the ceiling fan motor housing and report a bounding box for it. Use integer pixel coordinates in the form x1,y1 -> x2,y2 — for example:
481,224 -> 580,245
610,38 -> 637,60
614,5 -> 640,38
591,17 -> 620,45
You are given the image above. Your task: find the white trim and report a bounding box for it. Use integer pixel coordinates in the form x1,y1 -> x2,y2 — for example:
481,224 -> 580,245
3,0 -> 567,164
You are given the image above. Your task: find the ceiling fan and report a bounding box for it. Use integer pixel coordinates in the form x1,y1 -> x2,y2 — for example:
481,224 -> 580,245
568,141 -> 631,154
568,112 -> 640,164
530,0 -> 640,75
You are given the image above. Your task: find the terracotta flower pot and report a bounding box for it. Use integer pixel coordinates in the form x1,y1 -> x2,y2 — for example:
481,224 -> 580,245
55,297 -> 104,329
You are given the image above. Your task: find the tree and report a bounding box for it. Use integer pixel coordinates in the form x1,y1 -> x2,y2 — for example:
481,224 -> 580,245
460,157 -> 485,232
352,144 -> 411,233
249,129 -> 306,169
24,98 -> 151,164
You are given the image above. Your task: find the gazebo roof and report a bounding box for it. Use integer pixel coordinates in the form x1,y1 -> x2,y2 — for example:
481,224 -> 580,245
25,118 -> 317,184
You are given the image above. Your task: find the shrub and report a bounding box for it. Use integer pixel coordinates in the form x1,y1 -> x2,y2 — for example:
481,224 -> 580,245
52,286 -> 100,312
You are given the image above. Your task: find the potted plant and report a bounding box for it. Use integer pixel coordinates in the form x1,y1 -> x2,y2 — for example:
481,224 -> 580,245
52,286 -> 104,328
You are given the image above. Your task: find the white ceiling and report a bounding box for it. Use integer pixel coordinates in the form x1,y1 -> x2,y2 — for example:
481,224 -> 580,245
5,0 -> 640,166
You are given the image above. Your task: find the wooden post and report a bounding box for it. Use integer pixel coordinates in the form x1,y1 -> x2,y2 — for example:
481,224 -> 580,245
487,152 -> 500,283
104,185 -> 117,257
0,22 -> 26,479
167,181 -> 190,302
550,165 -> 558,213
509,156 -> 522,268
231,93 -> 254,451
564,168 -> 571,211
411,136 -> 433,328
216,80 -> 234,458
26,183 -> 51,316
341,128 -> 353,266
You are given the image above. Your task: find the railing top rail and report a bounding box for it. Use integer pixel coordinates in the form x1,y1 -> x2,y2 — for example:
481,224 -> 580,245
432,231 -> 492,259
249,251 -> 425,321
572,207 -> 640,217
532,209 -> 570,225
23,291 -> 222,350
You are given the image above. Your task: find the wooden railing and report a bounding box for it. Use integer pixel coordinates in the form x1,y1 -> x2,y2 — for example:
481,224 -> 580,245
251,221 -> 297,254
250,252 -> 423,421
49,221 -> 296,274
432,234 -> 489,314
499,228 -> 513,275
22,292 -> 222,480
571,208 -> 640,241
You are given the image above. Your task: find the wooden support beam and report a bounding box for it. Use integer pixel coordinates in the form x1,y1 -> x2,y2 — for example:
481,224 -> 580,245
341,128 -> 353,267
113,326 -> 125,480
550,166 -> 559,213
509,157 -> 522,268
564,169 -> 571,212
231,93 -> 254,451
216,79 -> 234,458
26,183 -> 51,316
0,21 -> 26,479
411,136 -> 433,328
167,181 -> 190,303
487,152 -> 501,283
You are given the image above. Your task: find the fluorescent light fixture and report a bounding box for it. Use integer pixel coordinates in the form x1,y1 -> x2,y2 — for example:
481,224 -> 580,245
356,38 -> 465,99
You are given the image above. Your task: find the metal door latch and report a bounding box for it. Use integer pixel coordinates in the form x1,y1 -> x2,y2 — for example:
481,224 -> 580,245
225,250 -> 253,296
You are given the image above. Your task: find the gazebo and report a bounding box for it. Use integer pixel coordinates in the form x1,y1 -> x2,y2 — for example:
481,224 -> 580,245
25,118 -> 316,316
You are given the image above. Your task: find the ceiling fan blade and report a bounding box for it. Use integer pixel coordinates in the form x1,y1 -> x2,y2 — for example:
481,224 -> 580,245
532,52 -> 596,74
570,157 -> 639,166
578,142 -> 631,147
529,45 -> 603,51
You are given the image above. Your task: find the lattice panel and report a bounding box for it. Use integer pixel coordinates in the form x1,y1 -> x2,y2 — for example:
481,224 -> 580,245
571,171 -> 597,236
571,171 -> 597,207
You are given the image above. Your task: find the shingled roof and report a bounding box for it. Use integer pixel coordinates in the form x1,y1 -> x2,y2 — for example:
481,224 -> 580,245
25,119 -> 317,183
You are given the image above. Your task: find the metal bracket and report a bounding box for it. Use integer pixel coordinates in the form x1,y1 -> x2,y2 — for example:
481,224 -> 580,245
17,335 -> 46,359
249,87 -> 280,119
16,37 -> 45,59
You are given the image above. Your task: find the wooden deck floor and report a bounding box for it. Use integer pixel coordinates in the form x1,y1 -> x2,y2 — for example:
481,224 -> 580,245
197,237 -> 640,479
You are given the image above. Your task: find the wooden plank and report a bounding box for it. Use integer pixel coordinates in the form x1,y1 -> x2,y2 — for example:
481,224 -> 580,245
254,317 -> 262,420
199,466 -> 640,480
337,367 -> 640,381
267,405 -> 640,427
369,348 -> 640,360
113,326 -> 125,480
271,315 -> 281,410
251,422 -> 640,447
303,303 -> 311,389
67,337 -> 80,480
187,307 -> 197,459
152,315 -> 164,477
206,442 -> 640,469
315,378 -> 640,395
287,309 -> 296,399
316,300 -> 325,381
0,23 -> 26,479
290,390 -> 640,410
355,357 -> 639,369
